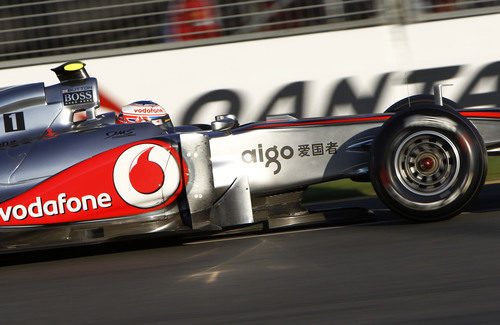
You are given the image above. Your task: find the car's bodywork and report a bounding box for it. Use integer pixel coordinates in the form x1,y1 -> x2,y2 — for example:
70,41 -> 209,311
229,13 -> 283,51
0,62 -> 499,252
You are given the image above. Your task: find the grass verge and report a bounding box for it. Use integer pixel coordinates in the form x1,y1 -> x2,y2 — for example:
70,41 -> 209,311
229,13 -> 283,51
304,156 -> 500,203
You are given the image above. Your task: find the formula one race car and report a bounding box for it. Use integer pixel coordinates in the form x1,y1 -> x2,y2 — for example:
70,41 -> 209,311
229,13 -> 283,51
0,61 -> 498,252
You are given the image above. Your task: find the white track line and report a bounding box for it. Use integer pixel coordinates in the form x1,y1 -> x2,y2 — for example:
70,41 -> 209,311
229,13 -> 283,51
184,225 -> 347,245
184,217 -> 401,245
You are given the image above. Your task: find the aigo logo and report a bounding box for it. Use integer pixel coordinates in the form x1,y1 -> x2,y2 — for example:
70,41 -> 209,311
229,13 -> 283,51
113,143 -> 182,209
242,144 -> 294,175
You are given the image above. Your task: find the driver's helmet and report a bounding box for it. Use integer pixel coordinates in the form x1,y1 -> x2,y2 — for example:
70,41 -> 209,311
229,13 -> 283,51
116,100 -> 173,128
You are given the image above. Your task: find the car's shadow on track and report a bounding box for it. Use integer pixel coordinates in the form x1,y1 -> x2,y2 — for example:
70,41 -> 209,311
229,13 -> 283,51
466,182 -> 500,213
0,233 -> 191,267
1,183 -> 498,267
0,213 -> 393,267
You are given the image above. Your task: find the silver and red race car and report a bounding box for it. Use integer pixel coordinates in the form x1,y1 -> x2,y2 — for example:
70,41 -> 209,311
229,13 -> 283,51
0,61 -> 498,251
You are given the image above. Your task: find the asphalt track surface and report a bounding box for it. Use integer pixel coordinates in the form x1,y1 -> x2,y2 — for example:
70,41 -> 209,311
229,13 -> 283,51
2,185 -> 500,324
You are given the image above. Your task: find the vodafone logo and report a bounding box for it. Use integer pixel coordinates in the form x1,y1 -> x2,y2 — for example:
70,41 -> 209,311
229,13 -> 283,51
113,143 -> 182,209
132,107 -> 164,114
0,193 -> 112,222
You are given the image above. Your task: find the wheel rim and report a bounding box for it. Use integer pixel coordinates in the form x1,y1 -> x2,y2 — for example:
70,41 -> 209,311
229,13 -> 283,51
394,130 -> 461,196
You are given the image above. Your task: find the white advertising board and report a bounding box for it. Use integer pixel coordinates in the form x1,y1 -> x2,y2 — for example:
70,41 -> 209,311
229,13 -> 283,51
1,13 -> 499,125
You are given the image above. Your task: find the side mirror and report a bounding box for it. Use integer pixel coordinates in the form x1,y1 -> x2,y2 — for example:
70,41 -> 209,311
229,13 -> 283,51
211,114 -> 238,132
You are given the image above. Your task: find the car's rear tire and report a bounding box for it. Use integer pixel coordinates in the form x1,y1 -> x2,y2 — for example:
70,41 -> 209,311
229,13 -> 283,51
385,94 -> 461,113
370,104 -> 487,222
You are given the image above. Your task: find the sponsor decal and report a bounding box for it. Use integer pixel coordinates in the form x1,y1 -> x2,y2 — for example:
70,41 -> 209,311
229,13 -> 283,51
113,143 -> 181,209
0,140 -> 17,148
0,193 -> 111,222
42,128 -> 58,139
242,144 -> 293,175
297,142 -> 338,157
131,107 -> 165,115
3,112 -> 25,133
63,90 -> 93,105
242,142 -> 338,175
0,140 -> 184,226
105,129 -> 136,139
62,85 -> 94,106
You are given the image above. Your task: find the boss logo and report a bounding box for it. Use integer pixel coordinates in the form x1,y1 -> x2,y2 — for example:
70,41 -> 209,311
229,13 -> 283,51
63,90 -> 94,105
113,143 -> 182,209
241,144 -> 294,175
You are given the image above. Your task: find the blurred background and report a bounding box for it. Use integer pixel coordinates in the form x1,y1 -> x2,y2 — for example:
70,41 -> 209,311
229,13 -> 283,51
1,0 -> 499,64
1,0 -> 500,125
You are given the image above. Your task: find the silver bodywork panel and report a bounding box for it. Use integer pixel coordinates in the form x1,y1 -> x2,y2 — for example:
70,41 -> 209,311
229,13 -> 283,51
210,123 -> 381,196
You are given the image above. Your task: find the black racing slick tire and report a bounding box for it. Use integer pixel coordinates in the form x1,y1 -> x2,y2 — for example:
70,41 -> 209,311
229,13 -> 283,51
385,94 -> 461,113
370,104 -> 487,222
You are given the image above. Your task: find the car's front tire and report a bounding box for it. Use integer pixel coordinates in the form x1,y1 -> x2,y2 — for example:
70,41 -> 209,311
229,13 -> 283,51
370,104 -> 487,222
